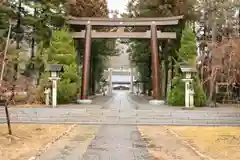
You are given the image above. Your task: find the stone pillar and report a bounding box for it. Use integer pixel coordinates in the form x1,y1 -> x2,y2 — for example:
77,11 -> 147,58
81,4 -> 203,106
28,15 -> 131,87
44,88 -> 50,106
49,76 -> 60,108
79,24 -> 92,104
185,80 -> 190,108
52,80 -> 57,107
182,73 -> 194,108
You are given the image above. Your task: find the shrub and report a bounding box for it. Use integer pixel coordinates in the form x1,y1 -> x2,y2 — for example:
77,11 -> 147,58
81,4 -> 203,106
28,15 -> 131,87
26,87 -> 44,104
13,94 -> 27,104
57,79 -> 77,104
193,77 -> 207,107
167,75 -> 207,107
167,76 -> 185,106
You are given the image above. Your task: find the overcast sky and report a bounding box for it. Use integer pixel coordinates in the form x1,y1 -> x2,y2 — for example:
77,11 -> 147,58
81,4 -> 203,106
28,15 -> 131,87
106,0 -> 131,82
107,0 -> 129,14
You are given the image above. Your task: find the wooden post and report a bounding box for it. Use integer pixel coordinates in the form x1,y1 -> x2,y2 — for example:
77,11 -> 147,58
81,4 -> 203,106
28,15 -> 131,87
4,102 -> 12,135
81,24 -> 92,99
151,24 -> 161,100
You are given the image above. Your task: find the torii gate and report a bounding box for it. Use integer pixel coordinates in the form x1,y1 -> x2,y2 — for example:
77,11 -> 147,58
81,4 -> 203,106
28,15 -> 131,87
67,16 -> 183,104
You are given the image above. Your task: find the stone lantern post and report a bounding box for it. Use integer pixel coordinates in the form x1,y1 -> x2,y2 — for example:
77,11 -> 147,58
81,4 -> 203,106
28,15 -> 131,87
46,64 -> 64,108
180,65 -> 197,109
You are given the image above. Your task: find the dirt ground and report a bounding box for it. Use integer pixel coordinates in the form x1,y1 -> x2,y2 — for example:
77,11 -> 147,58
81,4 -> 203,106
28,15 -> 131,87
168,126 -> 240,160
138,126 -> 240,160
10,104 -> 47,108
0,124 -> 70,160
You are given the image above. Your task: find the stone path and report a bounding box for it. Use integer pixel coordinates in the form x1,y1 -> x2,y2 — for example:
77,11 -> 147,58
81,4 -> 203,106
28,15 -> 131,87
36,125 -> 99,160
36,91 -> 151,160
81,91 -> 152,160
81,125 -> 151,160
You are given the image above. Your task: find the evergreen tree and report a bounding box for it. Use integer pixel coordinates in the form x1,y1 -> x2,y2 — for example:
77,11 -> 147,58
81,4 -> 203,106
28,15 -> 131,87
178,25 -> 197,65
167,25 -> 207,107
44,27 -> 79,103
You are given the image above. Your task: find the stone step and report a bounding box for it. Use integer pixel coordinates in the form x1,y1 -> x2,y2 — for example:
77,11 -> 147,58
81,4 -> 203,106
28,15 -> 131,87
5,113 -> 240,120
5,115 -> 240,123
2,119 -> 239,126
7,111 -> 240,117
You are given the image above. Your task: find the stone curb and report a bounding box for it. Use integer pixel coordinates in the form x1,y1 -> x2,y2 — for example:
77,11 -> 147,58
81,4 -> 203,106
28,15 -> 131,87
27,124 -> 77,160
164,126 -> 215,160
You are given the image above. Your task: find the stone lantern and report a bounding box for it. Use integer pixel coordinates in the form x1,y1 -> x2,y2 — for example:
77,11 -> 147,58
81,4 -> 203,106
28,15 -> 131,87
46,64 -> 64,108
180,65 -> 197,109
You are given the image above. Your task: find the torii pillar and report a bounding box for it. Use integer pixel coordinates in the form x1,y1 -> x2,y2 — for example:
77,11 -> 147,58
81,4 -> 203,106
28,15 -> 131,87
77,23 -> 92,104
149,23 -> 164,105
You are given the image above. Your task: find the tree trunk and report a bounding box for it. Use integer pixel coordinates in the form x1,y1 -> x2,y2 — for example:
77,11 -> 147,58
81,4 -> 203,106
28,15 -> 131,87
75,39 -> 82,94
147,54 -> 152,96
162,40 -> 169,99
91,58 -> 96,95
164,58 -> 169,99
239,8 -> 240,36
0,21 -> 12,87
170,58 -> 174,89
31,5 -> 37,58
142,83 -> 146,95
209,9 -> 217,102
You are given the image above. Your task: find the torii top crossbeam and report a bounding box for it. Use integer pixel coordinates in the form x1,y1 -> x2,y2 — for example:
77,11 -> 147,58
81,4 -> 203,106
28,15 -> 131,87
67,15 -> 184,26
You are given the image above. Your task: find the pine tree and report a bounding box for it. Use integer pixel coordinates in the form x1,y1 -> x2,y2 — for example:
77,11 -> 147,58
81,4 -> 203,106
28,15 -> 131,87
178,26 -> 197,65
167,26 -> 207,107
44,27 -> 79,103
